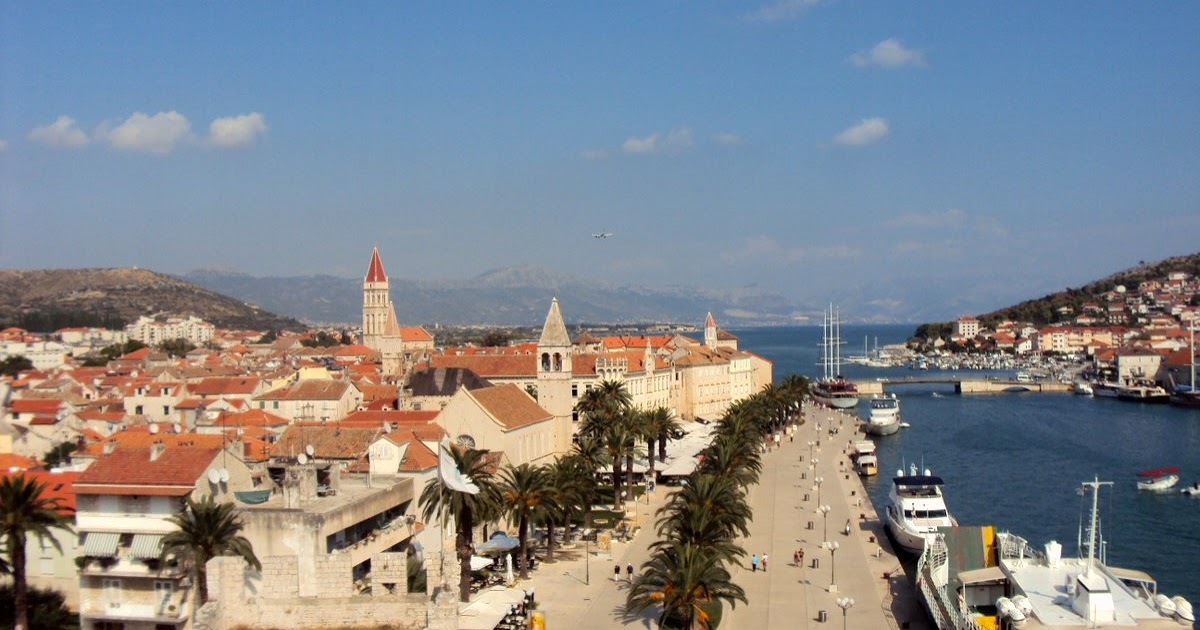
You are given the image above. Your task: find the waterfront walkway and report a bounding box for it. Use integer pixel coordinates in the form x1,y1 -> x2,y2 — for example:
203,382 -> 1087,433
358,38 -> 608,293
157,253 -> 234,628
507,405 -> 931,630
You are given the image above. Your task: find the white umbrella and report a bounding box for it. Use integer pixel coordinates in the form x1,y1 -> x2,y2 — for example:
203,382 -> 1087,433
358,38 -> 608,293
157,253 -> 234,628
505,553 -> 515,585
469,555 -> 492,572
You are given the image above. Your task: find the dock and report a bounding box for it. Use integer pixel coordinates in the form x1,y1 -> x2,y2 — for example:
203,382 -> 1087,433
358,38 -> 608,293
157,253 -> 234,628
855,377 -> 1073,395
521,404 -> 930,630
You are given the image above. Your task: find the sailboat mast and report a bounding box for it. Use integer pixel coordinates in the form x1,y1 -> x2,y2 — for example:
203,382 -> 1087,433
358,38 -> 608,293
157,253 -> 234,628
1080,477 -> 1112,578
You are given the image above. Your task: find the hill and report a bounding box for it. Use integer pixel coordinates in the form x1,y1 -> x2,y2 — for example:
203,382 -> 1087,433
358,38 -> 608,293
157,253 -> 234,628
912,252 -> 1200,337
182,266 -> 802,327
0,268 -> 305,332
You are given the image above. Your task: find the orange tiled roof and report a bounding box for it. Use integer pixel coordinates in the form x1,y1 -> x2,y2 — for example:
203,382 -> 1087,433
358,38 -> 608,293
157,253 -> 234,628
275,425 -> 379,460
76,444 -> 221,495
470,384 -> 552,430
399,326 -> 434,342
0,453 -> 42,471
430,354 -> 537,377
190,376 -> 262,396
8,398 -> 66,414
79,430 -> 225,457
214,409 -> 290,428
0,470 -> 79,513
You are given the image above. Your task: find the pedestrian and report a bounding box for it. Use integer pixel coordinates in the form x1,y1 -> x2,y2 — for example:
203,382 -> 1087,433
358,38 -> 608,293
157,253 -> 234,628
798,548 -> 805,567
790,433 -> 794,443
751,554 -> 759,572
627,563 -> 634,583
614,563 -> 621,582
762,554 -> 769,572
844,519 -> 852,536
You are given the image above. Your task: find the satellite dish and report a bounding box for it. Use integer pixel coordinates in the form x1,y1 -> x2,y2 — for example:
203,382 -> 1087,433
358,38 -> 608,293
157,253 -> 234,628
305,444 -> 315,456
383,421 -> 391,433
219,468 -> 230,483
173,423 -> 182,434
207,469 -> 220,484
149,423 -> 159,434
297,453 -> 309,465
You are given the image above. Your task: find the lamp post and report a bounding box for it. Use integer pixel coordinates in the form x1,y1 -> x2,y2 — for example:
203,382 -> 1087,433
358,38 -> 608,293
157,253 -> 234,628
815,475 -> 824,506
807,440 -> 815,464
819,505 -> 831,542
836,596 -> 855,630
828,541 -> 840,591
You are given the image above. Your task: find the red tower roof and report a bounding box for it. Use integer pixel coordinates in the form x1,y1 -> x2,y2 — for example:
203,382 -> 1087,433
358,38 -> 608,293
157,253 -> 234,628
365,247 -> 388,283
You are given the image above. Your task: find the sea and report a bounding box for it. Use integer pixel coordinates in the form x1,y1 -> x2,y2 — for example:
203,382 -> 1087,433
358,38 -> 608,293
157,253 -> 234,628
733,325 -> 1200,611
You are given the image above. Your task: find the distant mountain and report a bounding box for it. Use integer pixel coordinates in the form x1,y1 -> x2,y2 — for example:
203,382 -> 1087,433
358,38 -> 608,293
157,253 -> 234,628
0,268 -> 304,332
181,266 -> 803,327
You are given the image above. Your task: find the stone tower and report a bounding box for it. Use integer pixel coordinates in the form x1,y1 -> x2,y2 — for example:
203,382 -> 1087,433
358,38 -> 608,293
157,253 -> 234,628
704,311 -> 718,350
361,248 -> 404,375
537,297 -> 574,454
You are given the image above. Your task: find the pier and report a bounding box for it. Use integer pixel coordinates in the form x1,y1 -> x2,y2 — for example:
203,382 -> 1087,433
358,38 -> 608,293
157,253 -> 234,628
854,377 -> 1073,396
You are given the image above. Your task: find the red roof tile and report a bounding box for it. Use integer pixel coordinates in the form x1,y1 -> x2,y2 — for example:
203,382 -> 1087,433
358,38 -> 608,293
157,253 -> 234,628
76,444 -> 221,494
0,471 -> 79,513
470,384 -> 552,430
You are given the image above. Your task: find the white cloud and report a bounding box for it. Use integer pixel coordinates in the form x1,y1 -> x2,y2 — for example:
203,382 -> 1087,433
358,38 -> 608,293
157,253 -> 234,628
834,117 -> 890,146
623,133 -> 661,154
207,112 -> 268,148
722,235 -> 861,264
850,38 -> 927,68
885,209 -> 1009,257
28,116 -> 89,148
744,0 -> 827,23
580,148 -> 610,160
99,111 -> 194,154
622,127 -> 695,155
713,132 -> 745,146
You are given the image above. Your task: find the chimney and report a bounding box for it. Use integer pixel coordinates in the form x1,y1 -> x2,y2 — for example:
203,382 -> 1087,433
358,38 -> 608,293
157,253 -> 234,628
103,441 -> 117,455
150,439 -> 167,461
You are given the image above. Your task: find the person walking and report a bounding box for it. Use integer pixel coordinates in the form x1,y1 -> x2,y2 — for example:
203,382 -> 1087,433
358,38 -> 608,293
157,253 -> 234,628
626,563 -> 634,583
614,563 -> 621,582
751,554 -> 759,572
762,554 -> 769,572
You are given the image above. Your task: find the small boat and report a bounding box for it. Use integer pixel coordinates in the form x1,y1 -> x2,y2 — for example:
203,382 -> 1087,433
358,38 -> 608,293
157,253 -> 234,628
850,440 -> 878,476
1181,481 -> 1200,496
1117,381 -> 1171,403
1073,381 -> 1094,395
1153,593 -> 1177,617
1173,596 -> 1195,623
1136,466 -> 1180,491
1092,380 -> 1121,398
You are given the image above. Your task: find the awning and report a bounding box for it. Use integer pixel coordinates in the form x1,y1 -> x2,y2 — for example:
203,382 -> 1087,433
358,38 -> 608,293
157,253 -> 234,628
129,534 -> 164,559
82,532 -> 120,557
957,566 -> 1005,585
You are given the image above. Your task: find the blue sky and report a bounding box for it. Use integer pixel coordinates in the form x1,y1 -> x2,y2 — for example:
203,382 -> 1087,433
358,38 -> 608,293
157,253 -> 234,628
2,2 -> 1198,320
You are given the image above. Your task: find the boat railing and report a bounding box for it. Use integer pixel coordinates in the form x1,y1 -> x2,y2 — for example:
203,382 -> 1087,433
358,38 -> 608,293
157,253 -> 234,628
917,534 -> 987,630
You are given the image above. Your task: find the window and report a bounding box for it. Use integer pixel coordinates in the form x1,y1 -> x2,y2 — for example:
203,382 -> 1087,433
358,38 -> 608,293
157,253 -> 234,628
162,405 -> 170,416
103,578 -> 122,608
134,405 -> 144,415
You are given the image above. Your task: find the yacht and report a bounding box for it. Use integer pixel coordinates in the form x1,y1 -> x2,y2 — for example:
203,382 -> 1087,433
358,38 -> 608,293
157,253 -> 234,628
885,464 -> 955,555
863,394 -> 902,436
1136,466 -> 1180,492
1116,380 -> 1171,403
851,440 -> 878,476
915,477 -> 1189,629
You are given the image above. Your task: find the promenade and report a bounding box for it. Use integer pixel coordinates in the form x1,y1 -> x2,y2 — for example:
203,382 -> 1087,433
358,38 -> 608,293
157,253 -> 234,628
504,405 -> 932,630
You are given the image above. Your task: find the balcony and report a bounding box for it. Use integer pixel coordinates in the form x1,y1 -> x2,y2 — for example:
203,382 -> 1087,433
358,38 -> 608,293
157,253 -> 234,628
81,600 -> 189,624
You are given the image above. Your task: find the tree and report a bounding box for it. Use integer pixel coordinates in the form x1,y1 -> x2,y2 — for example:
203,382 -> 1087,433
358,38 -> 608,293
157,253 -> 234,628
157,338 -> 196,358
99,339 -> 148,361
626,541 -> 746,629
0,584 -> 78,630
159,495 -> 261,605
419,446 -> 502,602
643,406 -> 682,471
0,475 -> 74,630
1,355 -> 34,377
498,463 -> 551,579
41,442 -> 77,468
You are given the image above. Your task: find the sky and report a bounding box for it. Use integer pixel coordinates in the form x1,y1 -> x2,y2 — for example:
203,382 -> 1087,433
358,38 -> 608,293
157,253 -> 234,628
2,2 -> 1199,321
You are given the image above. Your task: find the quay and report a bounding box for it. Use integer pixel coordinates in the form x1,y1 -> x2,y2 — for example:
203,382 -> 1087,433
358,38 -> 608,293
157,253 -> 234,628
855,377 -> 1073,395
515,405 -> 930,630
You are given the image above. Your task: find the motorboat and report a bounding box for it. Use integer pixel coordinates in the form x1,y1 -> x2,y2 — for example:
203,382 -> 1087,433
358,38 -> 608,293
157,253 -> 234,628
1092,380 -> 1122,398
1180,481 -> 1200,496
915,476 -> 1184,630
851,440 -> 878,476
812,304 -> 860,409
1136,466 -> 1180,491
1073,381 -> 1094,395
885,464 -> 955,554
1117,381 -> 1171,404
863,394 -> 901,436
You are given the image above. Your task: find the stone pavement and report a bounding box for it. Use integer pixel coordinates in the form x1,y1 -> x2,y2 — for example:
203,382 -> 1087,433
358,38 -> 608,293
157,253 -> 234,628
503,405 -> 932,630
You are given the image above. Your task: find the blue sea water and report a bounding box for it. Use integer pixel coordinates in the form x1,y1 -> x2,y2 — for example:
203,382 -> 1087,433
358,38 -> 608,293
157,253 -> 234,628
734,325 -> 1200,609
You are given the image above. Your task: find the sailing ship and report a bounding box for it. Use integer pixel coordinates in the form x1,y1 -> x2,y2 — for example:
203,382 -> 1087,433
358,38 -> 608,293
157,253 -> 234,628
812,304 -> 860,409
1170,326 -> 1200,408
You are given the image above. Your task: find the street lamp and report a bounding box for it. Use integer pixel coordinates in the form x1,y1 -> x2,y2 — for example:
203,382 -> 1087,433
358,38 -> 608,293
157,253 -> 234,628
828,541 -> 840,590
806,440 -> 815,463
819,505 -> 832,542
815,475 -> 824,506
836,596 -> 855,630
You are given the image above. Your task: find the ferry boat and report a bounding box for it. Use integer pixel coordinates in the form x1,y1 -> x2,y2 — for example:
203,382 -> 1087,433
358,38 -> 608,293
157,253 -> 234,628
915,477 -> 1190,629
863,394 -> 902,436
812,304 -> 859,409
885,464 -> 955,555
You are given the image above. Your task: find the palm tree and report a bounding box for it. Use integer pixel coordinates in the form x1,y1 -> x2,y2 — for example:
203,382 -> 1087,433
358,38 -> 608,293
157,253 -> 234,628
622,409 -> 649,497
656,474 -> 752,542
576,379 -> 634,440
626,541 -> 747,629
645,406 -> 682,465
0,475 -> 73,630
498,463 -> 551,578
569,439 -> 607,531
159,494 -> 260,606
603,423 -> 638,506
419,445 -> 501,602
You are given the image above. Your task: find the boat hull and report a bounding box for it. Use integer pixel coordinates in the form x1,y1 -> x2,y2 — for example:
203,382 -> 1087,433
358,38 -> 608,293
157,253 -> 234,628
813,392 -> 859,409
885,509 -> 930,554
1137,474 -> 1179,491
864,420 -> 901,436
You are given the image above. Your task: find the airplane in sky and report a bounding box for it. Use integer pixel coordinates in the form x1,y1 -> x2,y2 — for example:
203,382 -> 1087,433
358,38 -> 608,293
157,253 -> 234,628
592,232 -> 613,239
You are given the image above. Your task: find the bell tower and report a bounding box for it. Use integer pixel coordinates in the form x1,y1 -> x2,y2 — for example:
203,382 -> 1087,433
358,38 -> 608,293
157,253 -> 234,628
363,247 -> 389,342
537,297 -> 574,453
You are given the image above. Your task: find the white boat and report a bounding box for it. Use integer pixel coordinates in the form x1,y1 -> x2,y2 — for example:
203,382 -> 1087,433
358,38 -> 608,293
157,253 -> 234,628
863,394 -> 902,436
1092,380 -> 1122,398
1172,596 -> 1195,624
1181,481 -> 1200,496
1073,381 -> 1094,395
812,304 -> 859,409
851,440 -> 878,476
885,464 -> 955,554
915,476 -> 1183,630
1117,381 -> 1171,404
1136,466 -> 1180,491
